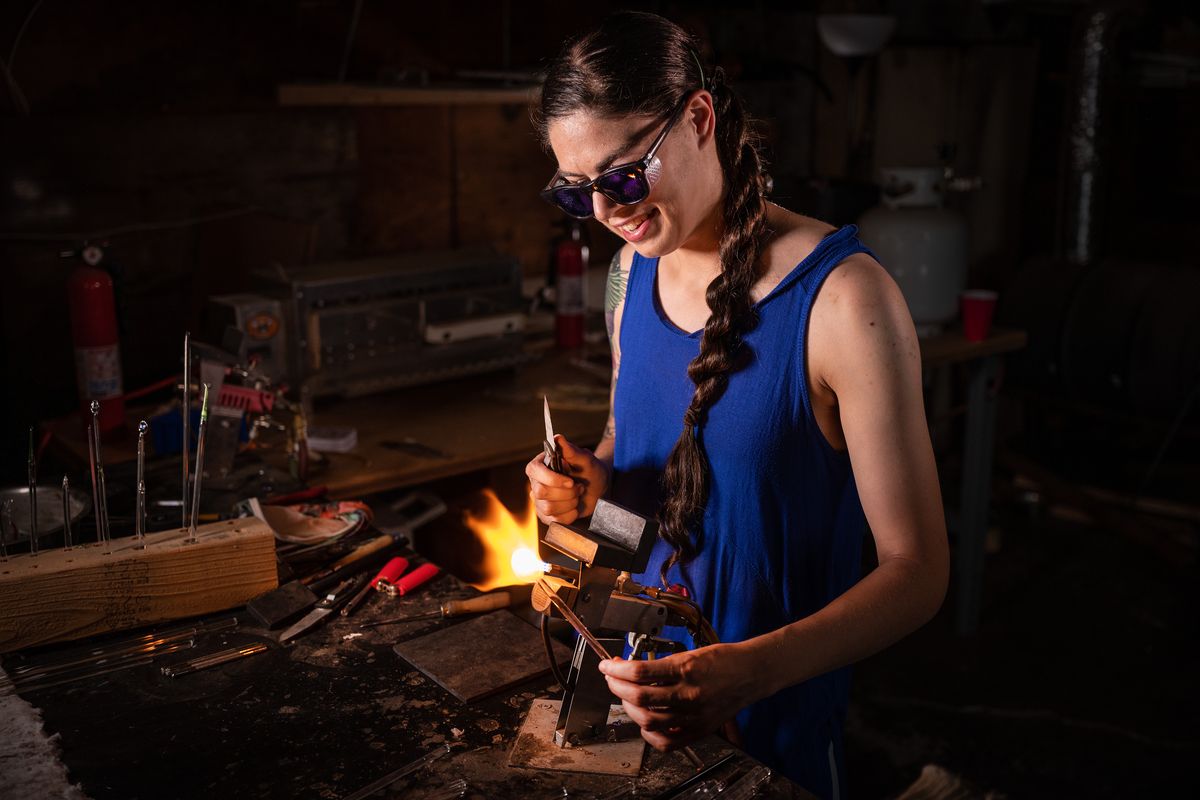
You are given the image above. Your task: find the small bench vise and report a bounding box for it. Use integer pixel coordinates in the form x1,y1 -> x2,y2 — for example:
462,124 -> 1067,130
531,498 -> 719,748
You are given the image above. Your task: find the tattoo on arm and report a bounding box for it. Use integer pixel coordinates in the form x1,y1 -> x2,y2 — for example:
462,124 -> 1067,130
601,249 -> 627,448
604,249 -> 629,343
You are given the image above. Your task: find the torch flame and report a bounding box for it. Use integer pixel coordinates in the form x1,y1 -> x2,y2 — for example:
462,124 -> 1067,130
464,489 -> 545,591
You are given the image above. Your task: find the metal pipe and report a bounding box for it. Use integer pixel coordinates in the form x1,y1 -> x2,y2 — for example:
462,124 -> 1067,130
1060,2 -> 1137,265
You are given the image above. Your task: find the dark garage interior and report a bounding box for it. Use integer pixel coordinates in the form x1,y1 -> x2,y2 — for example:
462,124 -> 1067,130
0,1 -> 1196,798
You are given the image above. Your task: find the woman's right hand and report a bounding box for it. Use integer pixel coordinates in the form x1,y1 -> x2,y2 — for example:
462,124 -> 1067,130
525,435 -> 611,525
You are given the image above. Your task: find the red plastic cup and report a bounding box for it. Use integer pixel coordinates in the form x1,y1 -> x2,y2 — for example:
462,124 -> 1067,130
960,290 -> 998,342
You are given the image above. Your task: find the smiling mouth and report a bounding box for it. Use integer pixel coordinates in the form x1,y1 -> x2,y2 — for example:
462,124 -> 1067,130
614,209 -> 656,232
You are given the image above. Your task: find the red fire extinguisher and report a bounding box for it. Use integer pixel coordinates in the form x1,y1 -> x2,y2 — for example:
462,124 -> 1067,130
66,243 -> 125,436
553,220 -> 588,348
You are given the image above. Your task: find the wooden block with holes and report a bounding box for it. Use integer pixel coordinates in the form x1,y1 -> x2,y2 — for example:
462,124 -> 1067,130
0,518 -> 277,653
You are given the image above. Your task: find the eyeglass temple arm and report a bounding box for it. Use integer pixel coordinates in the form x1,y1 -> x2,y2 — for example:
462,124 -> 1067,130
644,96 -> 690,162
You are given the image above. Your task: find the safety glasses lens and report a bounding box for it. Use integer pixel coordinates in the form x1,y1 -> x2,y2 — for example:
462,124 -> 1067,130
551,187 -> 593,218
596,169 -> 649,204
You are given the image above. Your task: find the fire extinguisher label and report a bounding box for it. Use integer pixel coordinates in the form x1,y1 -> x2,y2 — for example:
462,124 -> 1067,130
75,345 -> 123,400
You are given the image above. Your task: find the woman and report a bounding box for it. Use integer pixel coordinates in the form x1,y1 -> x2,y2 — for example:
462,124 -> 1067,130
525,11 -> 948,797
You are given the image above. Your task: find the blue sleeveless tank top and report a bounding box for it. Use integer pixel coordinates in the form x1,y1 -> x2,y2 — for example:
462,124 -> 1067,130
611,225 -> 873,798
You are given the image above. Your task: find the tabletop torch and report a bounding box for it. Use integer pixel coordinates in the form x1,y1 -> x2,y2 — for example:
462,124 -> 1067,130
530,498 -> 719,748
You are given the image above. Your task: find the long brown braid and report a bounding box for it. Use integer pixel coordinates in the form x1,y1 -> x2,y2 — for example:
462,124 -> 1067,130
536,12 -> 770,586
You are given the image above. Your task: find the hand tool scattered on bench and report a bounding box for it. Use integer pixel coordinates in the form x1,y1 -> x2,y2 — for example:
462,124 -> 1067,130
359,590 -> 510,628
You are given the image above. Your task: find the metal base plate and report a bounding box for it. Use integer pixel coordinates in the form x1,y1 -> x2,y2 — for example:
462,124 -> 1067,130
507,698 -> 645,777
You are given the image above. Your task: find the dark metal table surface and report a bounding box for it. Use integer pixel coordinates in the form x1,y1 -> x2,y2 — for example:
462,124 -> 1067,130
13,565 -> 812,800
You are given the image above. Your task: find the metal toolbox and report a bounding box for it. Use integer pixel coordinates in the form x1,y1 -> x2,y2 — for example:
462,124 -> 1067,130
249,248 -> 528,398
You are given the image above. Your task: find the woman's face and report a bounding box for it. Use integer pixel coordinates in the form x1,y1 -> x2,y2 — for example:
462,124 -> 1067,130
546,93 -> 720,258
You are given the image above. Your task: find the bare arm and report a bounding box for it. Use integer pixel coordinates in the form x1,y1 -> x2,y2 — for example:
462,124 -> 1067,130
592,246 -> 632,470
744,254 -> 949,694
527,246 -> 632,523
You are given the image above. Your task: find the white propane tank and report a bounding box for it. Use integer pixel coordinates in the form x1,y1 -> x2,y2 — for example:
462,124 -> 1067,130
857,167 -> 967,336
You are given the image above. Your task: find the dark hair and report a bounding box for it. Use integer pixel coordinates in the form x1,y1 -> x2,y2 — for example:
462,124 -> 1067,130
537,11 -> 769,586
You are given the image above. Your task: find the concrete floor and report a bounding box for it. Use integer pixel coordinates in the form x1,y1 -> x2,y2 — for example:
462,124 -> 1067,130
844,496 -> 1199,798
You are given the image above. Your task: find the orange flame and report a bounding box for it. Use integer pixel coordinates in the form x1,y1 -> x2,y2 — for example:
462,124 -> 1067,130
463,489 -> 544,591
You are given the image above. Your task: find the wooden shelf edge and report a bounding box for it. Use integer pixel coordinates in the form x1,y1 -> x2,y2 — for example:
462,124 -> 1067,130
278,83 -> 539,107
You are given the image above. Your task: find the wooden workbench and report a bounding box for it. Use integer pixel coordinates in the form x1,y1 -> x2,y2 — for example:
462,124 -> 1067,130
308,348 -> 611,499
8,548 -> 812,799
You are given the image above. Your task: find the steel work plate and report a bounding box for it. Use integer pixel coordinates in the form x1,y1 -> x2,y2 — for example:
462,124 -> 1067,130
508,697 -> 645,776
392,610 -> 571,704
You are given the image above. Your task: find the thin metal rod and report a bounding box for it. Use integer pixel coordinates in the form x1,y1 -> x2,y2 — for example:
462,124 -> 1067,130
546,590 -> 612,661
26,426 -> 37,556
342,744 -> 452,800
161,642 -> 268,678
3,641 -> 202,694
90,401 -> 110,549
61,475 -> 72,550
682,746 -> 704,771
135,420 -> 147,548
359,610 -> 442,629
3,618 -> 237,685
182,331 -> 191,528
85,422 -> 101,546
0,498 -> 11,561
653,753 -> 738,800
187,383 -> 210,544
0,640 -> 196,687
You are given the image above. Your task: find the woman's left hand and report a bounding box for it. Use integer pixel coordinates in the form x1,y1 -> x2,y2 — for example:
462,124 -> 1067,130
598,643 -> 758,750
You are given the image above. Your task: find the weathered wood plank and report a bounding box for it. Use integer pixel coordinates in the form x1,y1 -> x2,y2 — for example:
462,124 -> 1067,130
0,518 -> 277,653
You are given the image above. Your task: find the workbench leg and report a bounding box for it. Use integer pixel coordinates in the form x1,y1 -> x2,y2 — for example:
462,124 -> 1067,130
956,355 -> 1000,636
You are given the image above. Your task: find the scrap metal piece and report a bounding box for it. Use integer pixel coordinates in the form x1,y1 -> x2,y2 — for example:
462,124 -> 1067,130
391,610 -> 571,703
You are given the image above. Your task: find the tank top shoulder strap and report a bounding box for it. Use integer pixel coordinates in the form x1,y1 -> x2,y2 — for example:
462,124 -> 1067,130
626,249 -> 657,301
772,225 -> 875,306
